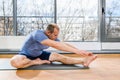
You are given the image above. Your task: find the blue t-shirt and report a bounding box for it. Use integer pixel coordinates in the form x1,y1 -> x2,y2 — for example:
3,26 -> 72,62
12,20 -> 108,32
19,30 -> 59,57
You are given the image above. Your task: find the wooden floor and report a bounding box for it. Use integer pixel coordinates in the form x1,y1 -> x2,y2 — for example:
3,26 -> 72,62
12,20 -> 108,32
0,54 -> 120,80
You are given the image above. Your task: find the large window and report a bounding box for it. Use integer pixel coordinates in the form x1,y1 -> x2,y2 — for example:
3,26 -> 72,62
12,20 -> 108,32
57,0 -> 98,41
0,0 -> 13,35
0,0 -> 101,42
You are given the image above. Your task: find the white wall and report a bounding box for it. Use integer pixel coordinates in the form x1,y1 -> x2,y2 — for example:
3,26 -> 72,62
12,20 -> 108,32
102,42 -> 120,50
0,36 -> 25,50
0,36 -> 120,51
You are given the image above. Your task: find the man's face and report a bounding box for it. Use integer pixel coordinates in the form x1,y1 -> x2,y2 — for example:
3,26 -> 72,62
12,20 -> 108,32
47,28 -> 59,40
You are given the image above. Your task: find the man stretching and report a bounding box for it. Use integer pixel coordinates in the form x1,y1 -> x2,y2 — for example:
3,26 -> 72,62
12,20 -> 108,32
10,23 -> 97,68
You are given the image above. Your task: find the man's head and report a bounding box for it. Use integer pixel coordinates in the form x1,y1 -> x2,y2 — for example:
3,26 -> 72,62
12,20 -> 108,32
45,23 -> 59,40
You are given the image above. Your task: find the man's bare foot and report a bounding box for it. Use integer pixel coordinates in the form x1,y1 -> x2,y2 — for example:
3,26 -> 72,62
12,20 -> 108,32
83,55 -> 97,67
32,58 -> 50,65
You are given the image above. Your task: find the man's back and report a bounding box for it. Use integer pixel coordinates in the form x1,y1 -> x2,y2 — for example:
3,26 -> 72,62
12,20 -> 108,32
19,30 -> 49,57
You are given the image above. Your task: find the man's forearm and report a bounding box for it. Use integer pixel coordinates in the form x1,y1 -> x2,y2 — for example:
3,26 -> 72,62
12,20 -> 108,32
53,42 -> 79,54
65,43 -> 78,49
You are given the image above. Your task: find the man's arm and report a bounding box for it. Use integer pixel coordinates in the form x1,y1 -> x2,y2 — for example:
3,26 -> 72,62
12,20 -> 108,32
65,43 -> 93,56
65,43 -> 78,49
41,39 -> 92,56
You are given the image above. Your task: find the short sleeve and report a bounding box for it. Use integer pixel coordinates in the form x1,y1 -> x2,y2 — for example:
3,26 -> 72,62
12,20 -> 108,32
32,30 -> 48,43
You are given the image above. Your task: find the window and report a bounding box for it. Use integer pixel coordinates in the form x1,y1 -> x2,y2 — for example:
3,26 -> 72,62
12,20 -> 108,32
0,0 -> 13,36
0,0 -> 100,42
101,0 -> 120,42
57,0 -> 98,41
17,0 -> 54,35
106,0 -> 120,38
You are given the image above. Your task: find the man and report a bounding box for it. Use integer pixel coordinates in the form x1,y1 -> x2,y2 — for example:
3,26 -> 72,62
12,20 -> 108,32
10,23 -> 97,68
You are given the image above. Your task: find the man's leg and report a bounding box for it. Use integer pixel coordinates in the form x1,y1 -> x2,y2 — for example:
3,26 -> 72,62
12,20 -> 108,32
10,55 -> 50,68
49,52 -> 97,67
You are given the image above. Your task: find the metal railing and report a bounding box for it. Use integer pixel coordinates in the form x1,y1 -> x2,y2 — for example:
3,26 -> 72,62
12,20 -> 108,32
0,16 -> 99,41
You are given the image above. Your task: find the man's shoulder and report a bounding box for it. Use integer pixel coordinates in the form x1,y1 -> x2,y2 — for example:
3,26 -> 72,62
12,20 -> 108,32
31,30 -> 47,39
34,30 -> 43,32
32,30 -> 44,34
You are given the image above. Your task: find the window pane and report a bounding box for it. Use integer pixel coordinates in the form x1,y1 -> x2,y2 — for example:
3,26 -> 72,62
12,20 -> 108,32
17,0 -> 54,35
57,0 -> 98,41
106,0 -> 120,38
0,0 -> 13,36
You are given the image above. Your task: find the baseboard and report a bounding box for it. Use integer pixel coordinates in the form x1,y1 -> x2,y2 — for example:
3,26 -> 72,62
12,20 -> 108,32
0,49 -> 120,54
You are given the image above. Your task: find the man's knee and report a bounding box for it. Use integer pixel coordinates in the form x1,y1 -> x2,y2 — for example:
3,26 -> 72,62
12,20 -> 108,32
49,52 -> 59,61
10,58 -> 19,68
10,55 -> 26,68
49,52 -> 67,62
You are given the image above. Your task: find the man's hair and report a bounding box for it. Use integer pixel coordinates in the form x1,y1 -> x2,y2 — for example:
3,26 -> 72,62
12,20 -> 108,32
46,23 -> 59,33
